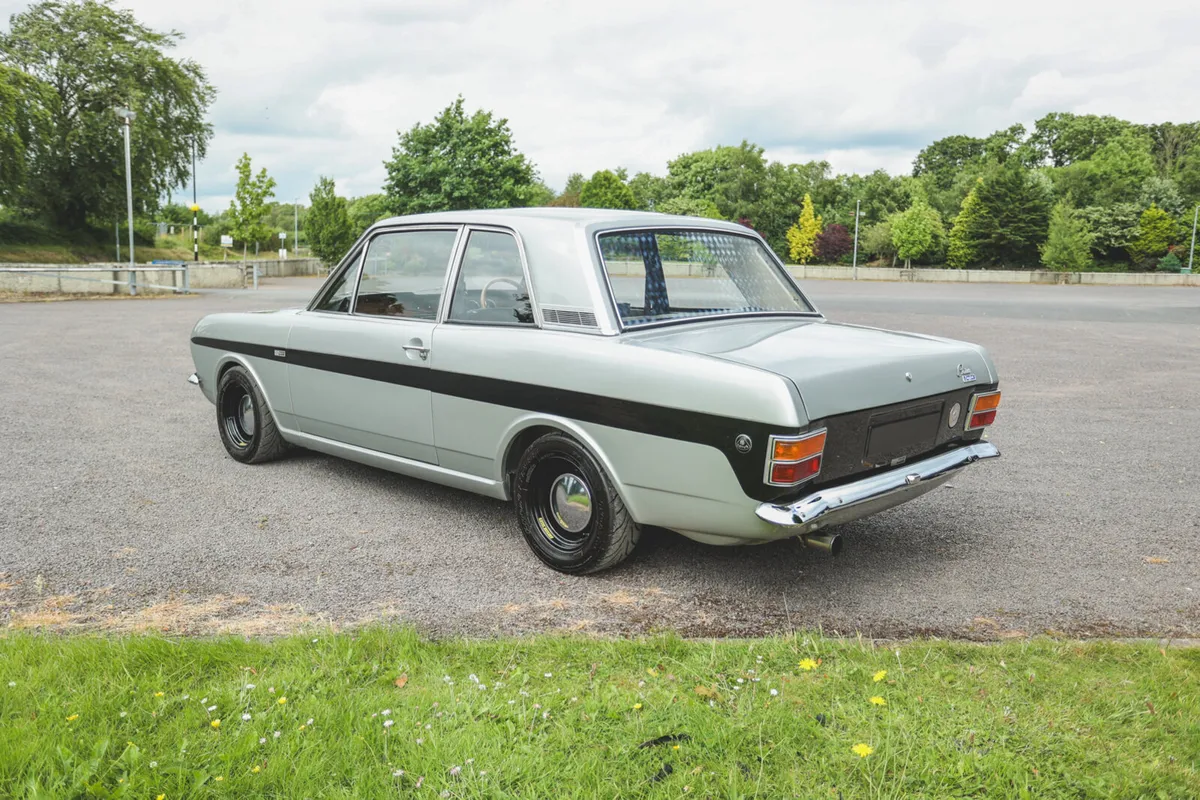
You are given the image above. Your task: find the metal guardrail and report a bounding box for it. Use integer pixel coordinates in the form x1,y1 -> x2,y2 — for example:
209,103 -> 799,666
0,264 -> 190,295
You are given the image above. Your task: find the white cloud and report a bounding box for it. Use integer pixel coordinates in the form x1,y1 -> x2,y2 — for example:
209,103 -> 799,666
3,0 -> 1198,211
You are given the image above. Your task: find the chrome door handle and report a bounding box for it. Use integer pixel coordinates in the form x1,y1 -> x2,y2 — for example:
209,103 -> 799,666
402,344 -> 430,361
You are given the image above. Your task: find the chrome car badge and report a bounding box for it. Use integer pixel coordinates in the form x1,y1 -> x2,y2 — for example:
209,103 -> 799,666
957,364 -> 977,383
948,402 -> 961,428
734,434 -> 753,453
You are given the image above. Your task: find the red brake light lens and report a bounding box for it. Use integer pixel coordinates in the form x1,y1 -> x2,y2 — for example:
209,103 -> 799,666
966,391 -> 1001,431
771,456 -> 821,485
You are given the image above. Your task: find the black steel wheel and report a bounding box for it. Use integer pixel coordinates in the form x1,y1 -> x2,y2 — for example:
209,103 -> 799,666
215,365 -> 287,463
513,432 -> 640,574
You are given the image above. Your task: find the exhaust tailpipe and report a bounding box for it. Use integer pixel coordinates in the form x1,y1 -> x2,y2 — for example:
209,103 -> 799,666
801,532 -> 843,556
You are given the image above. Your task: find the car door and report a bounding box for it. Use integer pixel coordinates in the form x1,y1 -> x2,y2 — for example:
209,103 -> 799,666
286,225 -> 463,463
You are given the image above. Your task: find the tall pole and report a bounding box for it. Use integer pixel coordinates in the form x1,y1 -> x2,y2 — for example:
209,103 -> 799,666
119,111 -> 136,294
294,199 -> 299,256
1187,204 -> 1197,275
192,138 -> 199,262
115,220 -> 120,262
851,199 -> 860,281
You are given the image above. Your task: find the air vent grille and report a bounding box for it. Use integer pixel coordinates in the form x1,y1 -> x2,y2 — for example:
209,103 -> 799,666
542,307 -> 599,328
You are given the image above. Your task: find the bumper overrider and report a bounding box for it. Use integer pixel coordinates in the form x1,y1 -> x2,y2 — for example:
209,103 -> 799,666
755,442 -> 1000,533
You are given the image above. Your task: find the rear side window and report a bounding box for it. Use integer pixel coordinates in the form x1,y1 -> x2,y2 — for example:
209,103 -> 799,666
448,230 -> 534,325
354,229 -> 459,319
598,230 -> 813,327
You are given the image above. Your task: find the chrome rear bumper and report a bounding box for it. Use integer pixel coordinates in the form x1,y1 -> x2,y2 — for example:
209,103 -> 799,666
755,442 -> 999,531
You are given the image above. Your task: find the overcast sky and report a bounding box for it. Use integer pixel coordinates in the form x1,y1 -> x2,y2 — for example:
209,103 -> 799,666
4,0 -> 1199,212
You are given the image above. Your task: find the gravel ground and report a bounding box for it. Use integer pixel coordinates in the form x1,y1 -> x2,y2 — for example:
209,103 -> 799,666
1,278 -> 1198,639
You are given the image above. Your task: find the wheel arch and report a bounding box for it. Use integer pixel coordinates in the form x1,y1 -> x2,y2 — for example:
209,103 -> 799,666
213,354 -> 283,420
496,415 -> 634,513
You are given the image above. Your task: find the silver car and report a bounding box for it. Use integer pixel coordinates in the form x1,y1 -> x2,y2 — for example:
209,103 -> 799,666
189,209 -> 1001,573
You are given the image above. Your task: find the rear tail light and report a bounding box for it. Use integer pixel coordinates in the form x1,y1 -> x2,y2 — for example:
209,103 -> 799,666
766,429 -> 826,487
966,391 -> 1001,431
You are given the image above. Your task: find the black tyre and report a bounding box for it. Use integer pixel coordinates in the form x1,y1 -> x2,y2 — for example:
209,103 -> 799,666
216,365 -> 287,464
513,432 -> 640,574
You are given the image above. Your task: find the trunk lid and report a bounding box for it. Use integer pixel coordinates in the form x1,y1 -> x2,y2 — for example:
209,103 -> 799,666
629,317 -> 993,421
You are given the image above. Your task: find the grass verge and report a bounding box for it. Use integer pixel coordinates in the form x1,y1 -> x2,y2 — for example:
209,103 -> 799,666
0,629 -> 1196,798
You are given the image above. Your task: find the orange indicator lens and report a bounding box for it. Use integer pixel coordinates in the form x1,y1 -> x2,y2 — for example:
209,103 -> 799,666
972,391 -> 1001,412
773,431 -> 826,462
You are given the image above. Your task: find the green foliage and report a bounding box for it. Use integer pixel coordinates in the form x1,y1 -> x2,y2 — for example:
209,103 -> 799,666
578,170 -> 636,210
0,0 -> 214,227
346,194 -> 390,236
755,160 -> 831,258
0,64 -> 49,204
547,172 -> 586,207
383,97 -> 541,215
1087,132 -> 1156,207
890,202 -> 945,266
1157,251 -> 1182,273
1129,204 -> 1175,263
227,153 -> 276,251
666,141 -> 767,221
1040,201 -> 1093,271
306,176 -> 356,267
1027,112 -> 1133,167
1077,203 -> 1140,262
861,220 -> 896,262
785,194 -> 822,264
961,165 -> 1051,266
627,171 -> 670,211
656,196 -> 722,219
1138,176 -> 1186,216
946,186 -> 982,268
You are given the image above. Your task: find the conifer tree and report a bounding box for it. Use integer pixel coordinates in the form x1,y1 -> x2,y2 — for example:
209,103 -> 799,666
969,165 -> 1051,266
786,193 -> 822,264
946,185 -> 983,268
1040,201 -> 1093,271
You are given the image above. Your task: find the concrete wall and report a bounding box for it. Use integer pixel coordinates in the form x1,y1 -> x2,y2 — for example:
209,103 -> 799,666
0,258 -> 325,295
786,264 -> 1200,287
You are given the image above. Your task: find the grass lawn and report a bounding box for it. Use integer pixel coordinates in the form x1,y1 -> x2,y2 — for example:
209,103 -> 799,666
0,630 -> 1196,798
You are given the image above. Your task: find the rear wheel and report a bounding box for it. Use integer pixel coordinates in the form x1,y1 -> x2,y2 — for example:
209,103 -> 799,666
513,432 -> 640,574
216,365 -> 287,463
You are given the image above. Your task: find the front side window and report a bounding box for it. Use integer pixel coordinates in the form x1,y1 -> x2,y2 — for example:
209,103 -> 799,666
598,230 -> 814,327
448,230 -> 533,325
354,229 -> 459,319
311,247 -> 362,312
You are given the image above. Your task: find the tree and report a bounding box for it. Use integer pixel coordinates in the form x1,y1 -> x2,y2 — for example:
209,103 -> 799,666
1157,251 -> 1182,273
912,134 -> 986,188
656,196 -> 722,219
946,185 -> 983,268
579,170 -> 636,209
1129,204 -> 1175,263
756,159 -> 831,257
1137,176 -> 1185,217
1077,203 -> 1140,263
0,64 -> 49,204
627,171 -> 670,211
814,223 -> 853,262
962,165 -> 1051,266
228,153 -> 276,257
890,202 -> 944,267
666,141 -> 767,220
383,97 -> 541,215
861,220 -> 896,264
0,0 -> 214,228
785,194 -> 822,264
1087,131 -> 1156,207
1027,113 -> 1132,167
346,193 -> 390,235
307,177 -> 355,267
547,172 -> 584,207
1040,201 -> 1093,271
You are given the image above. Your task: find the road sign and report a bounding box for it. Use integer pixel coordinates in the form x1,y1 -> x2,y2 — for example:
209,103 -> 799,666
220,234 -> 233,247
280,232 -> 287,240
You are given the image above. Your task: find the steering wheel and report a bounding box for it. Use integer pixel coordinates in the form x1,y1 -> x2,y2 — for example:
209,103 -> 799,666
479,277 -> 523,309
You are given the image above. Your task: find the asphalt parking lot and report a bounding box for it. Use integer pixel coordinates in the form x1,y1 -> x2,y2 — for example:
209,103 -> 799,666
1,277 -> 1198,638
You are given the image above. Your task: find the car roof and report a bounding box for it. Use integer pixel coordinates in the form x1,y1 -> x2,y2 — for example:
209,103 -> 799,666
369,207 -> 754,235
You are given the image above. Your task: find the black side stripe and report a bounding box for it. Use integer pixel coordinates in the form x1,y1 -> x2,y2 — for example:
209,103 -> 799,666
192,335 -> 799,501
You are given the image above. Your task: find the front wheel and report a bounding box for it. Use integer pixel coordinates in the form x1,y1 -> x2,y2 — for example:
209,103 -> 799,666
216,365 -> 287,463
513,432 -> 640,574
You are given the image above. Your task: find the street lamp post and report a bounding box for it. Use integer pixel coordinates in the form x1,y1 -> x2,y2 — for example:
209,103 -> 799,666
851,199 -> 861,281
1186,204 -> 1197,275
115,108 -> 136,294
294,198 -> 299,257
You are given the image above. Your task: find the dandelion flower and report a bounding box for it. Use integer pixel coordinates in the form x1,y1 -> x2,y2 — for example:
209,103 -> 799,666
383,720 -> 394,728
873,670 -> 887,683
852,743 -> 874,758
798,658 -> 818,671
673,744 -> 681,750
157,795 -> 165,800
277,697 -> 287,705
633,703 -> 643,710
769,689 -> 779,697
66,714 -> 79,721
210,719 -> 221,729
154,691 -> 164,697
252,766 -> 261,774
242,713 -> 252,721
214,776 -> 223,782
869,696 -> 887,706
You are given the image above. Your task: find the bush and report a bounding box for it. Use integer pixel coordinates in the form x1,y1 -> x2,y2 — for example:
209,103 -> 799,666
1156,251 -> 1182,273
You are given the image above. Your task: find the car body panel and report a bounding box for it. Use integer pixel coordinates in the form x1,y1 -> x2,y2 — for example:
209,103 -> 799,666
189,209 -> 1001,549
